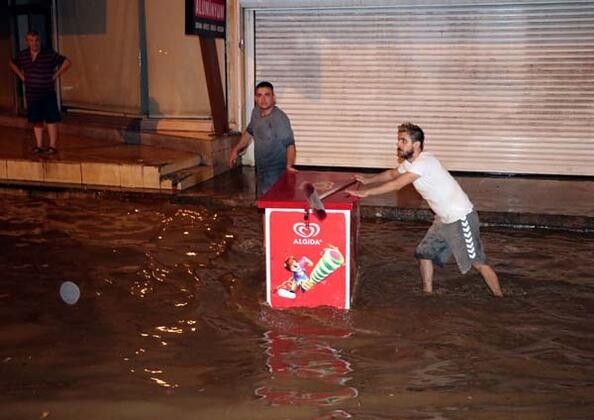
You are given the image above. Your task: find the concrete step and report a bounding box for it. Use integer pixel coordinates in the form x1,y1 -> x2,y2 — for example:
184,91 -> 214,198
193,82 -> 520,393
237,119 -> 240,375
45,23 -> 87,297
0,158 -> 163,190
0,115 -> 235,193
0,158 -> 216,192
159,155 -> 203,177
140,117 -> 213,134
161,165 -> 214,191
0,152 -> 210,191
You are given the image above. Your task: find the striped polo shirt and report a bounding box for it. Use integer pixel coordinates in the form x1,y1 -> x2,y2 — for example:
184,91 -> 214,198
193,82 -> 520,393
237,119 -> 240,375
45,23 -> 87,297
11,48 -> 66,102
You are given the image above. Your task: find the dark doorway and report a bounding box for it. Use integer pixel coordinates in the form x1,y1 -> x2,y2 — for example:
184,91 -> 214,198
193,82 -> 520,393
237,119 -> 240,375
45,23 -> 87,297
6,0 -> 54,114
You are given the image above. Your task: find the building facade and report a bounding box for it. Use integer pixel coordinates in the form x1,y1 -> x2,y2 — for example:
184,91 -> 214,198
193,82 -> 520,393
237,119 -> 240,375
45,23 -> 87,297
3,0 -> 224,123
3,0 -> 593,176
229,0 -> 594,175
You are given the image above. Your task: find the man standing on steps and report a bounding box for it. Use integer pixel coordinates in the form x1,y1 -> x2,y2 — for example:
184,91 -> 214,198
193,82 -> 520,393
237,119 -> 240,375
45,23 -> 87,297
9,30 -> 71,156
228,81 -> 296,195
347,122 -> 504,297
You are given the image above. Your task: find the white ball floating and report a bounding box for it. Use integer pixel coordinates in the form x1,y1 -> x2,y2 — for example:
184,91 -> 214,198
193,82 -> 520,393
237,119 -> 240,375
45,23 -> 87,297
59,281 -> 80,305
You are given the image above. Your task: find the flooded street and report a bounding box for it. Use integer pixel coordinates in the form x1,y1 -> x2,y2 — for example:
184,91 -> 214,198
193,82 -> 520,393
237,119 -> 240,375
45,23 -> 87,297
0,195 -> 593,419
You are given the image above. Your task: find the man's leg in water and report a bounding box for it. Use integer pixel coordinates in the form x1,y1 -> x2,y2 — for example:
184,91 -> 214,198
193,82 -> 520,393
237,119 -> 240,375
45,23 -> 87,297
473,262 -> 503,297
419,258 -> 434,293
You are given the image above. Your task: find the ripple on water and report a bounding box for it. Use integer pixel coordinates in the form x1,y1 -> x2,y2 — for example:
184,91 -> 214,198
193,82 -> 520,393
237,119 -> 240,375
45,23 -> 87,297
0,195 -> 593,418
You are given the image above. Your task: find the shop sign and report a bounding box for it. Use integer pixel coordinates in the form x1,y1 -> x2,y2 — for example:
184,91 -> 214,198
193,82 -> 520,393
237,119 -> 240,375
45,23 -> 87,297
186,0 -> 225,38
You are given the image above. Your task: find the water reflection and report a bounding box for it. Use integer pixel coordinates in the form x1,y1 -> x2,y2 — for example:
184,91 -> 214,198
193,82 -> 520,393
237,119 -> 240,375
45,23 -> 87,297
255,330 -> 358,406
149,376 -> 178,389
1,195 -> 593,418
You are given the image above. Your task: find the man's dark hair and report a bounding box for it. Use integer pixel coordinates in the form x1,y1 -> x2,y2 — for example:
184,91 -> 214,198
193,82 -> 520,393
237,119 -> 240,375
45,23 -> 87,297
398,122 -> 425,150
256,81 -> 274,92
26,30 -> 40,37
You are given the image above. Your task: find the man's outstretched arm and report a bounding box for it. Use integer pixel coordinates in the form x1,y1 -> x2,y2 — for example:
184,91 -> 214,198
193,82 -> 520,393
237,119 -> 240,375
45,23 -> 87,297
348,171 -> 419,198
354,168 -> 400,186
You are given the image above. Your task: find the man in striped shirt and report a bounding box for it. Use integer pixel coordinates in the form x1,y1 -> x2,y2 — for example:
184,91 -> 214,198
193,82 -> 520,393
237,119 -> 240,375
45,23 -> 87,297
9,30 -> 71,155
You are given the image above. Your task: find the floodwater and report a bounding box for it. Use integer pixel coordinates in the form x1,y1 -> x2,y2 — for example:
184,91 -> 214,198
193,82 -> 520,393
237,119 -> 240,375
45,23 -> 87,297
0,195 -> 593,420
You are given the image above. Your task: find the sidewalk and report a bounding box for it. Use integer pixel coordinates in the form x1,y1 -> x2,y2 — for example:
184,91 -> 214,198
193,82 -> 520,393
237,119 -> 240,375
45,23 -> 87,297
1,122 -> 592,231
0,116 -> 235,191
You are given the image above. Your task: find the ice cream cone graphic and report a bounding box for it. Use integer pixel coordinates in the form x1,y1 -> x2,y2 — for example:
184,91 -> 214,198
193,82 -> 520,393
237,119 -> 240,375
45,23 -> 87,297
301,246 -> 344,291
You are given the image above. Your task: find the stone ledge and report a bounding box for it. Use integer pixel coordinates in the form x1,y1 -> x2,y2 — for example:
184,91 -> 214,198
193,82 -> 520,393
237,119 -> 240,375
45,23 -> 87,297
0,159 -> 170,191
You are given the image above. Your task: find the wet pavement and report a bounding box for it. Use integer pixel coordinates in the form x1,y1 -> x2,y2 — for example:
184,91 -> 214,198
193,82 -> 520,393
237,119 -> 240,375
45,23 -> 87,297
0,121 -> 200,167
0,193 -> 593,419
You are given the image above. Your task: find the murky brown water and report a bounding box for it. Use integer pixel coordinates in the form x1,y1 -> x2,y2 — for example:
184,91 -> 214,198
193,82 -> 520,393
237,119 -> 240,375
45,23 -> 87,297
0,195 -> 593,419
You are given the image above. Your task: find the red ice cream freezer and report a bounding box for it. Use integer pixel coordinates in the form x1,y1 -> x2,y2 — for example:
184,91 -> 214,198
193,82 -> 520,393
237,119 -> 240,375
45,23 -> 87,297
257,171 -> 360,309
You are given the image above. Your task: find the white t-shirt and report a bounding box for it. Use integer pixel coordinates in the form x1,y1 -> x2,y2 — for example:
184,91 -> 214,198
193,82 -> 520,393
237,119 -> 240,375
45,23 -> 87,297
398,152 -> 473,224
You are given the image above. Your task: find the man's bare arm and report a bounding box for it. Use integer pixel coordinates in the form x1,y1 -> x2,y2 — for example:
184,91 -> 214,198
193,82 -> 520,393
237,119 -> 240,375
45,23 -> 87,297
53,58 -> 71,80
228,129 -> 253,167
9,61 -> 25,81
286,144 -> 297,172
348,171 -> 419,198
354,168 -> 400,186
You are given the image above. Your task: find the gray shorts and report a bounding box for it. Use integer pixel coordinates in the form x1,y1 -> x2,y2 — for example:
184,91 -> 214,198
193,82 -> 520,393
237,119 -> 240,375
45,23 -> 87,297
415,210 -> 486,274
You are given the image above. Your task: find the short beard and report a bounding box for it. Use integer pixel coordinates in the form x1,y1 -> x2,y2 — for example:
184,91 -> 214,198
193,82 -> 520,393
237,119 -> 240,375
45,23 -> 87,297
398,149 -> 414,160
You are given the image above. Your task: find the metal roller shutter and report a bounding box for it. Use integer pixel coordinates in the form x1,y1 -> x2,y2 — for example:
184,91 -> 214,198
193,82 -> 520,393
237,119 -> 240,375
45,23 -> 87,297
254,2 -> 594,175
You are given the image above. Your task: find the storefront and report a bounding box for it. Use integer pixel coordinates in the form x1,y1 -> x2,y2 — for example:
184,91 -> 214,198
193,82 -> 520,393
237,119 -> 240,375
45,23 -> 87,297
4,0 -> 225,123
5,1 -> 593,176
1,0 -> 54,113
232,0 -> 594,176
